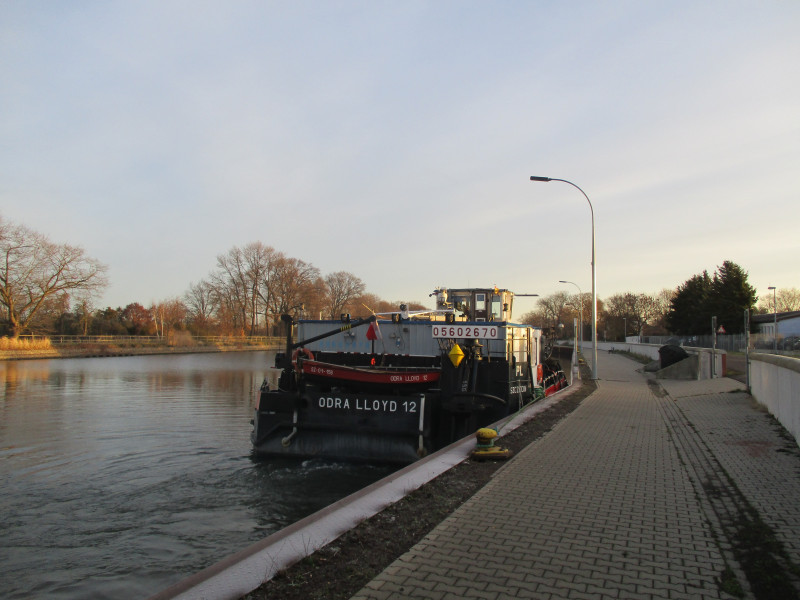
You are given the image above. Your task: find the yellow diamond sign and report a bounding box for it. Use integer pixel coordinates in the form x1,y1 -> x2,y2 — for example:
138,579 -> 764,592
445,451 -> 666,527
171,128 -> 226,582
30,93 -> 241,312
448,344 -> 465,367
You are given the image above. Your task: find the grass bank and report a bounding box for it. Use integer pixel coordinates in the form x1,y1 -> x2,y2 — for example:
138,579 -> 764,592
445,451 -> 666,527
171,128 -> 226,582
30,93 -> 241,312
0,336 -> 280,361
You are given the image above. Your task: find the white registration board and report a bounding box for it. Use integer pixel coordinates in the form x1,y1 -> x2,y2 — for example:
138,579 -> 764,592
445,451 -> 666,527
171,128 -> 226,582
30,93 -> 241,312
431,324 -> 503,340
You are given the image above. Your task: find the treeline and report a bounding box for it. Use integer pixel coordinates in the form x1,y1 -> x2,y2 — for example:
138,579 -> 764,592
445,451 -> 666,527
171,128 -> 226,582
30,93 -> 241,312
2,214 -> 798,340
0,212 -> 423,337
522,261 -> 799,341
15,241 -> 427,338
177,242 -> 424,337
519,289 -> 675,341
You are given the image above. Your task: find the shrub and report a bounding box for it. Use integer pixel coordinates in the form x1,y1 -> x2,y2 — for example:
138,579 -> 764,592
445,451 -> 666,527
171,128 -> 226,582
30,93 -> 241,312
0,336 -> 53,351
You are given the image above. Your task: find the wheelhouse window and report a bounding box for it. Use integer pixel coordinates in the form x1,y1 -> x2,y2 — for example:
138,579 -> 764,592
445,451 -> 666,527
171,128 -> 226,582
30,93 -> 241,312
475,293 -> 486,321
491,297 -> 502,321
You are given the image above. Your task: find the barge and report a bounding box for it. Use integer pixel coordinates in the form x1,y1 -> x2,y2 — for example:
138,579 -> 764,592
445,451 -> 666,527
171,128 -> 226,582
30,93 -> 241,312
251,287 -> 567,463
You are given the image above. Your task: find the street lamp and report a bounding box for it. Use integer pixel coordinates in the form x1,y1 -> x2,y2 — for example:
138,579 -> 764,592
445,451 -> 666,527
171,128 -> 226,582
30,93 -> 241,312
768,286 -> 777,352
559,280 -> 583,349
531,176 -> 598,379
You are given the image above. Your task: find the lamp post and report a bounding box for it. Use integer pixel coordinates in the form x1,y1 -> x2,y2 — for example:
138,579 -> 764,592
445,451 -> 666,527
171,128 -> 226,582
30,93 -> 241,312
559,280 -> 583,350
768,286 -> 777,352
531,176 -> 598,379
623,317 -> 627,341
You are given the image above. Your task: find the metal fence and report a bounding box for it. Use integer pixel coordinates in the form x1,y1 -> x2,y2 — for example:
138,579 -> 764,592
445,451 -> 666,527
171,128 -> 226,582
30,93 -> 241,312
641,334 -> 800,355
13,334 -> 285,347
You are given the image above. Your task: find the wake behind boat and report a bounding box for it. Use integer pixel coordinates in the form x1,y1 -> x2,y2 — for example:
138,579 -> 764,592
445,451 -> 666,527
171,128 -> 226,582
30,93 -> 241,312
251,287 -> 568,463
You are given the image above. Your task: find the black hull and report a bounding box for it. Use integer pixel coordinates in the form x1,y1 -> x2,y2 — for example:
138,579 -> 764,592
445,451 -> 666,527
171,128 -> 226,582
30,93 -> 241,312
251,427 -> 427,464
251,379 -> 531,464
252,386 -> 434,464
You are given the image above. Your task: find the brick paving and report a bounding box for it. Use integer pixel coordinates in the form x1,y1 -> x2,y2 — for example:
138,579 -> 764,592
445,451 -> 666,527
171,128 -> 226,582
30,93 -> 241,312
351,351 -> 800,600
660,377 -> 800,572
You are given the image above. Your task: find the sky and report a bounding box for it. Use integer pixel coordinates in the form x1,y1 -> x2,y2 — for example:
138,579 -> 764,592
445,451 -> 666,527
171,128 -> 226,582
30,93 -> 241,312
2,1 -> 798,318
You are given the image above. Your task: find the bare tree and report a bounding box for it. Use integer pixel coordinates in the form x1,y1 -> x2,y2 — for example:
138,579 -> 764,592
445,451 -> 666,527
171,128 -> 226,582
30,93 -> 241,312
537,292 -> 571,330
240,242 -> 279,334
353,293 -> 395,318
605,292 -> 662,339
778,288 -> 800,312
74,297 -> 94,336
208,277 -> 239,334
757,287 -> 800,313
560,292 -> 592,340
210,246 -> 250,334
150,301 -> 165,338
636,294 -> 663,334
208,242 -> 288,335
519,307 -> 548,329
0,216 -> 108,338
651,288 -> 675,332
269,256 -> 320,319
605,293 -> 640,339
150,298 -> 187,338
324,271 -> 366,319
250,244 -> 283,333
303,276 -> 329,320
184,280 -> 216,333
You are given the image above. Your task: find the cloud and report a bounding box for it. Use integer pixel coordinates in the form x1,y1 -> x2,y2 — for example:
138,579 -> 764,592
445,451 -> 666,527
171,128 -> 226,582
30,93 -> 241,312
1,2 -> 797,309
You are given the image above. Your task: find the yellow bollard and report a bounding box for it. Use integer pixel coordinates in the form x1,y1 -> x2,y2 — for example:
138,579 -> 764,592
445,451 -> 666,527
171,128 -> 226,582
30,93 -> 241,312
470,427 -> 512,460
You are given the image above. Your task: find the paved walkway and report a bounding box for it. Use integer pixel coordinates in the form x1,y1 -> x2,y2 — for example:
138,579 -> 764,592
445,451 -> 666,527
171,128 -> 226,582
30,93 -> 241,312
351,351 -> 800,599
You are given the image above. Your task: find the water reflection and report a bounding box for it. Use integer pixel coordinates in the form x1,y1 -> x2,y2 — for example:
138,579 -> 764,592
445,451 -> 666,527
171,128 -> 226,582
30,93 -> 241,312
0,352 -> 394,600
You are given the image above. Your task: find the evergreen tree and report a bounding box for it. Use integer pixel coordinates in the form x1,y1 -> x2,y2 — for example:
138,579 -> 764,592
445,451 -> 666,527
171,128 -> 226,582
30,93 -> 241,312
667,271 -> 712,334
666,261 -> 757,335
708,260 -> 757,334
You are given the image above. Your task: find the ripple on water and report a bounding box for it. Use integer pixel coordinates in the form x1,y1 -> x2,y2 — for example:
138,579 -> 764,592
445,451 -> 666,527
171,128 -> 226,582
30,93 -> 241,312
0,352 -> 396,600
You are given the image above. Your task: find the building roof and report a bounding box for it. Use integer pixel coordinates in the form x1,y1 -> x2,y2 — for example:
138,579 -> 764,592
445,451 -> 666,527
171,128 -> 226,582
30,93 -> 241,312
751,310 -> 800,324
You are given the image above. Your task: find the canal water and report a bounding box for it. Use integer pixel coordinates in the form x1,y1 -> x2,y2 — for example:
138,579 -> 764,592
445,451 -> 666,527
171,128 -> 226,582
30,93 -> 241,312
0,352 -> 395,600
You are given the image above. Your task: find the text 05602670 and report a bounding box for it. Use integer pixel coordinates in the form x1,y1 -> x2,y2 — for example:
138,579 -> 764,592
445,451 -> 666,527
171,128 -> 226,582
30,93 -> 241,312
431,324 -> 501,339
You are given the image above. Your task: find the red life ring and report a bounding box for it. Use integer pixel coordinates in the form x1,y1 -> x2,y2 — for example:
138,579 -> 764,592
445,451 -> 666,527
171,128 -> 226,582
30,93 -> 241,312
292,347 -> 314,367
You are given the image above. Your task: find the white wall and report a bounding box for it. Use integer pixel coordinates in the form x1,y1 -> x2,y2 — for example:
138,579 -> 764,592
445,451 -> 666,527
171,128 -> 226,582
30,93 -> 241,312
579,341 -> 725,378
749,353 -> 800,447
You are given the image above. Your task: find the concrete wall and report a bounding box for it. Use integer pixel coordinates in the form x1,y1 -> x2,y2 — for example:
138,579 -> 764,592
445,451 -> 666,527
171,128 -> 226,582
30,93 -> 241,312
577,341 -> 725,379
656,354 -> 700,380
592,341 -> 661,361
749,353 -> 800,447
